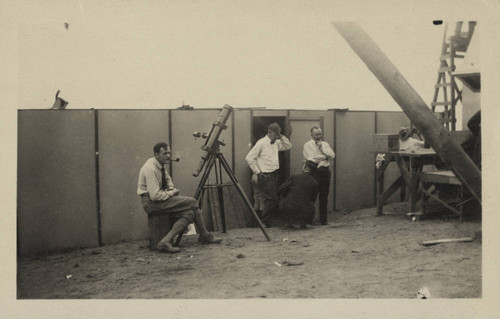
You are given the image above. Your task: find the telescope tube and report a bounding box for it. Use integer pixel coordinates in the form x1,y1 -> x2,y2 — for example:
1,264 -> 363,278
192,104 -> 233,176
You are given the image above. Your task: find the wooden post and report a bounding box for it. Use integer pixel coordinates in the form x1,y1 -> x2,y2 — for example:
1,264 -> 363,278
148,213 -> 173,251
333,22 -> 481,203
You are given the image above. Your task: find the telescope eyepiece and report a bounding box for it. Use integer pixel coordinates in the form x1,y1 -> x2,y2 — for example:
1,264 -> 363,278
193,132 -> 208,139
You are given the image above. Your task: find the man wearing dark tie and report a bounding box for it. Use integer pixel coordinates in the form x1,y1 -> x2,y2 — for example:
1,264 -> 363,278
303,127 -> 335,225
137,142 -> 221,253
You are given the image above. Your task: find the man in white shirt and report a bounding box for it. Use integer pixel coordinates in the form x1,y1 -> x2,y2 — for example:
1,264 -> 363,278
138,142 -> 221,253
245,123 -> 292,227
303,126 -> 335,225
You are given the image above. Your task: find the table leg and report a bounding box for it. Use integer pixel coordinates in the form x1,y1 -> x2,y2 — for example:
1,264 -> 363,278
408,158 -> 421,213
375,154 -> 392,216
377,168 -> 384,216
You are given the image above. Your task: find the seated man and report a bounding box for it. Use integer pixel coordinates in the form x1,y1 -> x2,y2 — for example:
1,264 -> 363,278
398,126 -> 425,151
137,142 -> 221,253
278,160 -> 319,228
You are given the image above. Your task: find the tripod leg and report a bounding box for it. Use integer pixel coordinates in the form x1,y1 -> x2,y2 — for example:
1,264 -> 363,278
214,158 -> 226,233
175,155 -> 217,247
194,155 -> 217,201
217,184 -> 227,233
217,154 -> 271,241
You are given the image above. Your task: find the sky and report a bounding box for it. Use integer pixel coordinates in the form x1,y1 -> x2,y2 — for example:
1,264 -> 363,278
7,0 -> 479,111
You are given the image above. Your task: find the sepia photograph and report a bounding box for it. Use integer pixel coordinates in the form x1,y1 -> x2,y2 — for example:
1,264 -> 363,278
2,0 -> 500,318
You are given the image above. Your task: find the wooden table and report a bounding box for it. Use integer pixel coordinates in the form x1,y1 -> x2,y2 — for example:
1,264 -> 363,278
376,149 -> 438,215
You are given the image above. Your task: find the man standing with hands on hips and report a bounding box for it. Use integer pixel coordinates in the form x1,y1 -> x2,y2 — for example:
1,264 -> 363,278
246,123 -> 292,228
303,126 -> 335,225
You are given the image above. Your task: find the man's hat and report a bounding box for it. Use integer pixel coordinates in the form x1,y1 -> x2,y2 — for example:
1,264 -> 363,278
398,126 -> 410,141
267,123 -> 281,134
305,160 -> 318,170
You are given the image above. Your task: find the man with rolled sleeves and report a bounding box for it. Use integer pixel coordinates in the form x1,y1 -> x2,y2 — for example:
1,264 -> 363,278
245,123 -> 292,227
303,126 -> 335,225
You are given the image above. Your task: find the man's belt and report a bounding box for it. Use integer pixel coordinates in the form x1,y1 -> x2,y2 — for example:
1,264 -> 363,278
260,170 -> 278,177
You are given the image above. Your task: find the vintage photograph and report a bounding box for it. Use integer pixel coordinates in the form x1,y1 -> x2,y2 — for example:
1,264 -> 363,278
3,0 -> 499,318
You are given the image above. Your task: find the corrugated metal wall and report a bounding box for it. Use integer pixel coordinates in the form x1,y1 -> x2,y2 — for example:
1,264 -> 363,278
334,111 -> 376,210
98,110 -> 171,244
18,110 -> 99,255
233,109 -> 253,214
17,108 -> 410,255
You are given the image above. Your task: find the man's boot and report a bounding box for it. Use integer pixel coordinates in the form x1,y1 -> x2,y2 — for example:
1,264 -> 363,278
193,208 -> 222,244
157,218 -> 190,253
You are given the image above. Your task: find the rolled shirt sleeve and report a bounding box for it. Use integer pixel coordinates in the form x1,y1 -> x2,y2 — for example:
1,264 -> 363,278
303,140 -> 335,167
245,142 -> 262,175
320,141 -> 335,159
277,135 -> 292,151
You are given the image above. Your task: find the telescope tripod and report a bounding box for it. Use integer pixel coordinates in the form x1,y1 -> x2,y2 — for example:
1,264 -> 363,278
192,150 -> 271,241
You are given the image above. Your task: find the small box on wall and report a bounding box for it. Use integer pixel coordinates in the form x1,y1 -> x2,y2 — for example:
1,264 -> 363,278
373,134 -> 399,152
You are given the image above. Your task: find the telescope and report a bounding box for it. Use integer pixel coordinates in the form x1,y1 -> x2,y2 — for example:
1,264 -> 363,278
189,104 -> 271,241
192,104 -> 232,177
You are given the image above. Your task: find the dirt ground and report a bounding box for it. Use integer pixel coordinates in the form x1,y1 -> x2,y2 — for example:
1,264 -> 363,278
17,203 -> 481,299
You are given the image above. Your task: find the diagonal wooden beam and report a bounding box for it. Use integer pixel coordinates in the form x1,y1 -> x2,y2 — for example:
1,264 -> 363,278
333,22 -> 481,203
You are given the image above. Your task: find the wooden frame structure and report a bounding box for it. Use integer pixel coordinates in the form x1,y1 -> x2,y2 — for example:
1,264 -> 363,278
333,22 -> 481,205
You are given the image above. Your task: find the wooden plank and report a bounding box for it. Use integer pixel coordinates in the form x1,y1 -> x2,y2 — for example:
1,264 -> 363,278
431,101 -> 452,106
432,73 -> 444,102
440,53 -> 451,60
224,185 -> 248,229
434,83 -> 452,88
395,155 -> 411,186
422,237 -> 474,246
438,66 -> 453,73
378,176 -> 404,205
421,171 -> 461,185
421,188 -> 461,215
207,186 -> 222,231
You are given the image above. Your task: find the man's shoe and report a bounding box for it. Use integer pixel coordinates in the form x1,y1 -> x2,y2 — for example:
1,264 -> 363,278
198,233 -> 222,244
157,241 -> 181,253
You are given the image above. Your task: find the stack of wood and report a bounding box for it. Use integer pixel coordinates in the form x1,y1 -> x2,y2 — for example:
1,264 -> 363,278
203,183 -> 251,231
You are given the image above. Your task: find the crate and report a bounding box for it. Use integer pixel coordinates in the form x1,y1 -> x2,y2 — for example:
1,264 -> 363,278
373,134 -> 399,152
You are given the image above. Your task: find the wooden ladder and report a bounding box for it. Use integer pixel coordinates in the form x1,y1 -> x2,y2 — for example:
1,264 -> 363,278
431,21 -> 476,131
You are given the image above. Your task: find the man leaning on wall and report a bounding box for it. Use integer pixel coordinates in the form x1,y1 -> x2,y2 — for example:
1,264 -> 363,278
137,142 -> 221,253
303,126 -> 335,225
245,123 -> 292,228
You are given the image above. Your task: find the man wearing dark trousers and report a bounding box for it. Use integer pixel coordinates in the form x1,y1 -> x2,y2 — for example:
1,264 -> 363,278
138,142 -> 221,253
303,126 -> 335,225
246,123 -> 292,227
